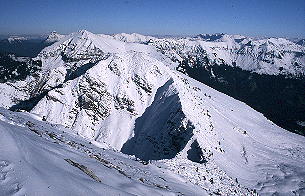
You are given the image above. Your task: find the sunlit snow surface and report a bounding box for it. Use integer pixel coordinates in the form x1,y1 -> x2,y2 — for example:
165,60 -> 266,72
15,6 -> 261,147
114,33 -> 305,76
0,109 -> 208,196
0,30 -> 304,196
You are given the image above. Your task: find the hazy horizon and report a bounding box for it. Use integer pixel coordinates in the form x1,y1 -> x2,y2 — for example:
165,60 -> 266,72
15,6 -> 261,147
0,30 -> 304,40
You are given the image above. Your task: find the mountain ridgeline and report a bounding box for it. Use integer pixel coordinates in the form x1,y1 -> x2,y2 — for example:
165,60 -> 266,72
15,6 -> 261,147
0,30 -> 305,195
1,31 -> 304,135
143,35 -> 305,135
177,58 -> 305,136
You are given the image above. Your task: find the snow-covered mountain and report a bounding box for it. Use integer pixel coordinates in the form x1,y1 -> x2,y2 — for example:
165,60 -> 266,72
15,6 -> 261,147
0,108 -> 210,196
110,33 -> 305,135
113,33 -> 155,43
44,31 -> 65,43
194,33 -> 246,42
111,32 -> 305,76
0,30 -> 305,195
151,36 -> 304,76
7,36 -> 28,43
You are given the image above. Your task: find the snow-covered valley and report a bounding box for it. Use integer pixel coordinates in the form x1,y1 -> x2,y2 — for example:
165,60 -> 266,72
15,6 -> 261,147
0,30 -> 304,196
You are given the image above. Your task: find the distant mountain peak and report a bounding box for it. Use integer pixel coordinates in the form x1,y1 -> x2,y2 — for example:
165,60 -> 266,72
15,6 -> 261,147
194,33 -> 225,41
45,31 -> 65,43
7,36 -> 28,43
113,32 -> 155,43
78,29 -> 91,34
77,29 -> 94,37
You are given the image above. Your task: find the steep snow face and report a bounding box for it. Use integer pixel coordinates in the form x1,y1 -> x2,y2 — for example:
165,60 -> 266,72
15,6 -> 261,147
1,30 -> 305,195
44,31 -> 65,43
31,51 -> 171,149
170,73 -> 305,195
24,30 -> 174,149
122,71 -> 305,195
121,78 -> 196,161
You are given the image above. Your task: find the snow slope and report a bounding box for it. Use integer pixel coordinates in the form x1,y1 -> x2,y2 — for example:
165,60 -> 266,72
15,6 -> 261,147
0,108 -> 209,196
121,71 -> 305,195
0,30 -> 305,195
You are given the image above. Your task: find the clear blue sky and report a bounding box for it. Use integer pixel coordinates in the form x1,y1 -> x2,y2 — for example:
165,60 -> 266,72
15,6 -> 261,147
0,0 -> 304,37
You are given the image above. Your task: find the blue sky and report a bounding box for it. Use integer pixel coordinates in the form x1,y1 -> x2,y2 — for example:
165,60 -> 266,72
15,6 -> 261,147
0,0 -> 304,37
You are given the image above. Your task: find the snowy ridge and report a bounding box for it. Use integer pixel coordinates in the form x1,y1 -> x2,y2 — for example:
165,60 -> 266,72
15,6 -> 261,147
113,33 -> 155,43
112,32 -> 304,76
151,37 -> 304,76
0,30 -> 304,195
195,33 -> 246,42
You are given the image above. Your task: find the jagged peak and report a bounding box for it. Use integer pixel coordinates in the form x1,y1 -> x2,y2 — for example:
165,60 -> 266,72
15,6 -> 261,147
113,32 -> 155,43
41,30 -> 122,56
45,31 -> 65,43
194,33 -> 225,41
77,29 -> 94,36
49,31 -> 59,35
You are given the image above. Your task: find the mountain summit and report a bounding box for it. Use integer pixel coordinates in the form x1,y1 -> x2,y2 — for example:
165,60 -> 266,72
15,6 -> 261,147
44,31 -> 65,43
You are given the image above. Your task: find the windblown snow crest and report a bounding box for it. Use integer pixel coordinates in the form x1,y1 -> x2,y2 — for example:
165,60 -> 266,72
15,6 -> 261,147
0,30 -> 304,196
